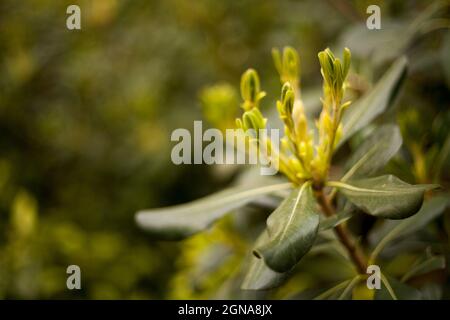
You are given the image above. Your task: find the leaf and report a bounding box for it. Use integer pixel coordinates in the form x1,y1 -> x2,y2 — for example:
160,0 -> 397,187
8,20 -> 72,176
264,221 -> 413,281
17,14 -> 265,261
339,126 -> 404,246
328,175 -> 438,220
339,22 -> 410,66
338,276 -> 362,300
313,279 -> 351,300
342,124 -> 402,181
135,182 -> 292,240
254,182 -> 320,273
319,207 -> 353,231
401,255 -> 446,282
341,0 -> 445,67
370,195 -> 449,261
241,230 -> 289,290
376,274 -> 421,300
338,57 -> 408,147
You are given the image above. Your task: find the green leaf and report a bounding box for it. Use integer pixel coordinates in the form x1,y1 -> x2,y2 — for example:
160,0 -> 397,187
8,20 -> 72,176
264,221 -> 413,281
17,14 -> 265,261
338,276 -> 362,300
370,195 -> 449,262
241,230 -> 289,290
254,183 -> 320,273
328,175 -> 438,219
340,2 -> 446,66
319,207 -> 353,231
376,274 -> 421,300
338,57 -> 408,147
401,255 -> 446,282
313,279 -> 352,300
342,124 -> 402,181
135,182 -> 292,240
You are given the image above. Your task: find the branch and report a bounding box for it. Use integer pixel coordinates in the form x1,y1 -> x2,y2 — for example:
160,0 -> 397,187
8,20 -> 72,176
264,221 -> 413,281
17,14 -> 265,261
314,186 -> 368,274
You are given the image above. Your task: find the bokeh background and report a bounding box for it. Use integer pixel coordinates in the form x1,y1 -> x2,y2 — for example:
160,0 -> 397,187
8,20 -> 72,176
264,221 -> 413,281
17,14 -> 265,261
0,0 -> 448,299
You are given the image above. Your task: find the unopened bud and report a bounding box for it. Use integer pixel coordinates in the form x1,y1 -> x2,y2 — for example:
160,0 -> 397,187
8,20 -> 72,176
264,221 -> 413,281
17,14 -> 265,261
240,69 -> 265,110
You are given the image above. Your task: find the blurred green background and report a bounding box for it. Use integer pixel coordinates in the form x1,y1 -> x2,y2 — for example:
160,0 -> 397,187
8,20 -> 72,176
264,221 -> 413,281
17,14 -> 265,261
0,0 -> 448,299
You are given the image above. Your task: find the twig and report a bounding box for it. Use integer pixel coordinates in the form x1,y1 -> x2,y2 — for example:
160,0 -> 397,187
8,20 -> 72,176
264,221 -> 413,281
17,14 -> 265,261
314,186 -> 368,274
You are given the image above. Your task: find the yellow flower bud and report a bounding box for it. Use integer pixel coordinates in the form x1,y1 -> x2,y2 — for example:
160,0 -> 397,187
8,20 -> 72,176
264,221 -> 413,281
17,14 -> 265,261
272,47 -> 300,88
240,69 -> 266,110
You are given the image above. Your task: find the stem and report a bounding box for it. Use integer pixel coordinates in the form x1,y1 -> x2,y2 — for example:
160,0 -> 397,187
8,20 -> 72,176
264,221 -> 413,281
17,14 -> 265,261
325,99 -> 341,168
314,186 -> 368,274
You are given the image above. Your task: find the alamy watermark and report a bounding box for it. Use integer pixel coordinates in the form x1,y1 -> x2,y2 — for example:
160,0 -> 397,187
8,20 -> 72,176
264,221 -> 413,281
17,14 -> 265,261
171,121 -> 280,175
66,5 -> 81,30
366,265 -> 381,290
366,5 -> 381,30
66,265 -> 81,290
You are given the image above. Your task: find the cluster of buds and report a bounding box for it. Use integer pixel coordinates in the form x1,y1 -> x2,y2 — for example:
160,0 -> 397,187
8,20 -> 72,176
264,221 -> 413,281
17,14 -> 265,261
235,47 -> 352,185
312,48 -> 351,181
277,82 -> 314,181
236,69 -> 268,141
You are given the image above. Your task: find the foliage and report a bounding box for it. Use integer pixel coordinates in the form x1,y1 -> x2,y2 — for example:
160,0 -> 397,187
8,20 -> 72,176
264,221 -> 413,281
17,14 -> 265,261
136,1 -> 450,299
0,0 -> 448,300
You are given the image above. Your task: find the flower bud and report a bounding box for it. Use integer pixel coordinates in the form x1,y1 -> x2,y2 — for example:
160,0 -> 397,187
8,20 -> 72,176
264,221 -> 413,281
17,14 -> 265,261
282,88 -> 295,116
273,47 -> 300,87
280,82 -> 292,103
318,49 -> 335,87
242,108 -> 267,133
342,47 -> 351,79
240,69 -> 265,110
288,158 -> 303,173
281,136 -> 290,154
282,46 -> 299,84
318,48 -> 352,96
